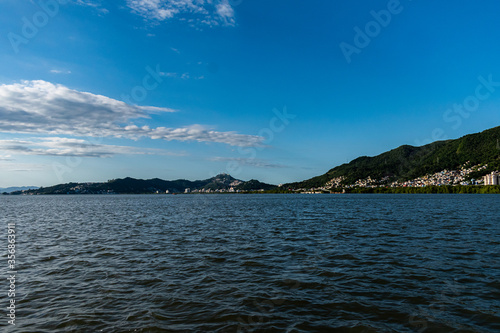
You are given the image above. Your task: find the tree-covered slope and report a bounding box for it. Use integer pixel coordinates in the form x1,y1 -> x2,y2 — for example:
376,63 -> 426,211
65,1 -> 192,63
286,126 -> 500,189
16,174 -> 276,195
235,179 -> 276,191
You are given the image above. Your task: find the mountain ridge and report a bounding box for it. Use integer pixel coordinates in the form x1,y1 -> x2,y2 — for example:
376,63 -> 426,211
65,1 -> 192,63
12,174 -> 275,195
7,126 -> 500,195
284,126 -> 500,189
0,186 -> 39,194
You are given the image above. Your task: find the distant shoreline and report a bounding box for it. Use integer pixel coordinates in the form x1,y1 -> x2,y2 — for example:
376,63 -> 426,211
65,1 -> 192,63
270,185 -> 500,194
5,185 -> 500,196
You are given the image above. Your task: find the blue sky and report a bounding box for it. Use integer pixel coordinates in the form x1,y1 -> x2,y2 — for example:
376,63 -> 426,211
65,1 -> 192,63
1,0 -> 500,187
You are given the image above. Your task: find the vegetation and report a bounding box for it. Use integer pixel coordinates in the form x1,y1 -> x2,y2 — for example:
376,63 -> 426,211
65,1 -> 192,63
12,174 -> 276,195
285,126 -> 500,189
9,126 -> 500,196
235,179 -> 276,191
344,185 -> 500,194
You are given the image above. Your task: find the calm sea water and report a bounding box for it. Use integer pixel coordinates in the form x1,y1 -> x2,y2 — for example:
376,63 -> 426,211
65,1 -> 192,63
1,194 -> 499,332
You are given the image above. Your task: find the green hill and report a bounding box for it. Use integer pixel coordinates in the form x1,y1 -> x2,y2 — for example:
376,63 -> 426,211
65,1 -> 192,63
286,126 -> 500,189
10,126 -> 500,194
235,179 -> 276,191
17,174 -> 275,195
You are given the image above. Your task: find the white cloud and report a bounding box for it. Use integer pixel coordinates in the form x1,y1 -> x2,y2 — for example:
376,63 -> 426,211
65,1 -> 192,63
160,72 -> 178,78
138,105 -> 177,113
50,69 -> 72,74
159,72 -> 204,80
122,124 -> 262,146
0,137 -> 185,158
0,154 -> 13,161
215,0 -> 235,25
76,0 -> 109,14
0,80 -> 263,147
126,0 -> 236,26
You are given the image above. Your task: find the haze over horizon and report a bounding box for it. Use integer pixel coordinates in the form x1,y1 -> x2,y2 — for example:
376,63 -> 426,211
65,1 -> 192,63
1,0 -> 500,187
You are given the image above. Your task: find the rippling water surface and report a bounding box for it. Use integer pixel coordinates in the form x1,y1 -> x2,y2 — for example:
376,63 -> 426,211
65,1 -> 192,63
1,194 -> 499,332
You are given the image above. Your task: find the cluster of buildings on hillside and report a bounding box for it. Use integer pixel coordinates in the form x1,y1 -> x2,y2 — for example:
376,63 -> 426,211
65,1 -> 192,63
183,188 -> 265,194
389,163 -> 488,187
186,188 -> 241,193
297,163 -> 499,192
182,180 -> 254,193
351,176 -> 391,188
484,172 -> 500,185
67,184 -> 116,194
324,176 -> 346,188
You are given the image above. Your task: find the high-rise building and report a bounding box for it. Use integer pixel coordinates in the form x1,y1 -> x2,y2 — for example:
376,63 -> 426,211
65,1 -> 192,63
483,172 -> 499,185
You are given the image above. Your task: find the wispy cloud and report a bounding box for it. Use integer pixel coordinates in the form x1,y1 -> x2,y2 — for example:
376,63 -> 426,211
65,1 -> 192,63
138,105 -> 177,113
0,137 -> 185,158
160,72 -> 180,78
75,0 -> 109,14
0,154 -> 13,161
214,0 -> 235,25
50,69 -> 72,74
0,80 -> 263,147
159,72 -> 204,80
126,0 -> 236,27
210,157 -> 289,169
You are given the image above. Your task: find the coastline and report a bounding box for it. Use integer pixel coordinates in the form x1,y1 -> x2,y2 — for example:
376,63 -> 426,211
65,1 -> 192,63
6,185 -> 500,196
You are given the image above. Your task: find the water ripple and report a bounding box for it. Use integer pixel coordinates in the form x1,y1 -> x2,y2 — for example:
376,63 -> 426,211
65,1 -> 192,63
0,194 -> 499,332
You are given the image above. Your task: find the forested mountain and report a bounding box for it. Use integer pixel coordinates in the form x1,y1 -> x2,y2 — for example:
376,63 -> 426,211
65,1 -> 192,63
14,174 -> 275,195
286,126 -> 500,189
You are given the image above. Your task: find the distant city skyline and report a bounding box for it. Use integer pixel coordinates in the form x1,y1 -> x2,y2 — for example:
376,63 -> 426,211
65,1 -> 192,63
1,0 -> 500,187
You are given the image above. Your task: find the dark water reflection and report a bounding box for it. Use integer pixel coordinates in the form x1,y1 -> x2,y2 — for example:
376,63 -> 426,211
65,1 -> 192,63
1,194 -> 499,332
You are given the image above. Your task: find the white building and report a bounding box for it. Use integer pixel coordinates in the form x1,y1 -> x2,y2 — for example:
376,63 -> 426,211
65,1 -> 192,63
483,172 -> 499,185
